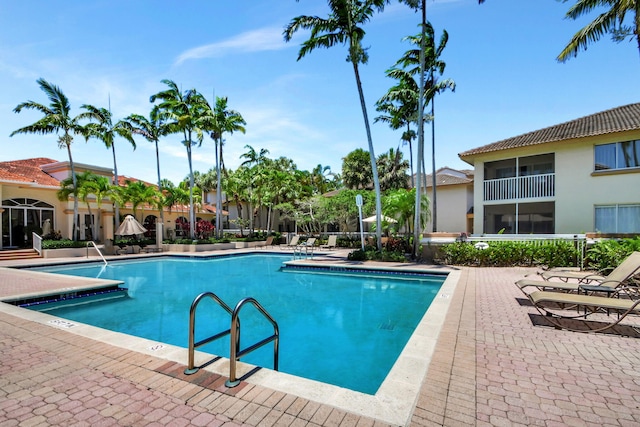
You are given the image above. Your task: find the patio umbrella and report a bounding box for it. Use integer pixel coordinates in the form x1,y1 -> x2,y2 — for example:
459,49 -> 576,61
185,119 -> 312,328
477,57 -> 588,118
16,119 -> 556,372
115,215 -> 147,236
362,215 -> 397,223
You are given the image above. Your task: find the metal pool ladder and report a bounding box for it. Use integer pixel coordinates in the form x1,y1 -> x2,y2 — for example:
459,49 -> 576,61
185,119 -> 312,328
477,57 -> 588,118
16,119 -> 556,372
184,292 -> 279,388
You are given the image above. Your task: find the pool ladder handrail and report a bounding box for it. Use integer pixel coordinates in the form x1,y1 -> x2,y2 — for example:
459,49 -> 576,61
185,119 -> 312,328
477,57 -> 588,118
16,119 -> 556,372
184,293 -> 279,389
226,297 -> 279,388
184,292 -> 235,375
87,241 -> 108,266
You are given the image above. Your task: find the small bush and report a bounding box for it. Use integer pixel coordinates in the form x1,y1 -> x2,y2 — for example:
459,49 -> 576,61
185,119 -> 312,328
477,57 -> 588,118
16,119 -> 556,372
347,246 -> 408,263
585,237 -> 640,273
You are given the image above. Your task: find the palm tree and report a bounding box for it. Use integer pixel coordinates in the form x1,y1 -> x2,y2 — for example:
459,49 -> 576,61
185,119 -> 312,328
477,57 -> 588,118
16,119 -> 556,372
10,78 -> 87,240
557,0 -> 640,62
382,188 -> 429,235
150,79 -> 208,239
284,0 -> 387,250
375,70 -> 419,187
205,96 -> 246,238
124,180 -> 159,222
224,168 -> 249,235
240,145 -> 270,232
124,106 -> 169,232
81,104 -> 136,232
377,148 -> 410,191
342,148 -> 373,190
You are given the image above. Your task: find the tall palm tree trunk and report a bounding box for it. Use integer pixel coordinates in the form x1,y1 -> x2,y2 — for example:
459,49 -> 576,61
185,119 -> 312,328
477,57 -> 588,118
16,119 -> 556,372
216,140 -> 222,238
111,143 -> 121,231
67,142 -> 79,241
351,61 -> 382,251
430,93 -> 437,232
413,0 -> 427,259
407,124 -> 415,188
154,140 -> 165,237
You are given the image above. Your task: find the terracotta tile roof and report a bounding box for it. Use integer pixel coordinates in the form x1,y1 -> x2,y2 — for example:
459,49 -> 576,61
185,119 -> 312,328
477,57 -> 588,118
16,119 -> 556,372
0,157 -> 60,186
459,103 -> 640,158
117,175 -> 158,188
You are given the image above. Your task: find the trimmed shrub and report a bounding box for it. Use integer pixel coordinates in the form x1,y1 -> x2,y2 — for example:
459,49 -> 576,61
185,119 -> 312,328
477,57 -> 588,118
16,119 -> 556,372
439,240 -> 579,268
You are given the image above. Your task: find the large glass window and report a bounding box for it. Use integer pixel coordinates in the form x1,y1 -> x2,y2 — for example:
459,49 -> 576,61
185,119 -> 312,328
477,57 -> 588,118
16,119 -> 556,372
595,204 -> 640,233
1,199 -> 55,247
595,140 -> 640,171
484,202 -> 554,234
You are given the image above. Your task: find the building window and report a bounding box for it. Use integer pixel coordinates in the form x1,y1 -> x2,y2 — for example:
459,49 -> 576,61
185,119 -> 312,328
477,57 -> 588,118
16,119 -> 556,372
595,140 -> 640,171
484,202 -> 554,234
595,204 -> 640,233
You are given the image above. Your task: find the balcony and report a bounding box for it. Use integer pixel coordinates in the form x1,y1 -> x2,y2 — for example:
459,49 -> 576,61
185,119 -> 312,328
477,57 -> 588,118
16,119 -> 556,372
484,173 -> 555,201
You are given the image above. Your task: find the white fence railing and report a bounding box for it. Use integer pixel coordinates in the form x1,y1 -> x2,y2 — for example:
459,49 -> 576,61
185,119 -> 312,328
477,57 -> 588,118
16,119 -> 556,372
32,232 -> 42,255
484,173 -> 555,201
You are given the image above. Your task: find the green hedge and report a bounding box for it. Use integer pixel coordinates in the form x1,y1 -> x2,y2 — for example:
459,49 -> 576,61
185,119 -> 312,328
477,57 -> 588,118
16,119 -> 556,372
42,239 -> 89,249
439,237 -> 640,271
439,240 -> 578,268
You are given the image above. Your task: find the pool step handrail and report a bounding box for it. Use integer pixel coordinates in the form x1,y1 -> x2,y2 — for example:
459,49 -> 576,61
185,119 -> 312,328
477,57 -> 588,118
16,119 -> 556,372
184,293 -> 279,387
226,297 -> 279,388
87,241 -> 108,266
184,292 -> 235,375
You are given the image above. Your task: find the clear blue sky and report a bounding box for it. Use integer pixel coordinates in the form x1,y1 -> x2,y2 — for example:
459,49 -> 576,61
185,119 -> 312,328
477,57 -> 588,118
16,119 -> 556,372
1,0 -> 639,185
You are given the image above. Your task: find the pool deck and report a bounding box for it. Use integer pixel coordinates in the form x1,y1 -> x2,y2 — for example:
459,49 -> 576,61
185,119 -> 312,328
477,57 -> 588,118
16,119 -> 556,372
1,249 -> 640,426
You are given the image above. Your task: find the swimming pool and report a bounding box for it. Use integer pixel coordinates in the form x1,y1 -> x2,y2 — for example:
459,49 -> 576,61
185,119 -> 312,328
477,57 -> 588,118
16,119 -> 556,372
25,254 -> 445,395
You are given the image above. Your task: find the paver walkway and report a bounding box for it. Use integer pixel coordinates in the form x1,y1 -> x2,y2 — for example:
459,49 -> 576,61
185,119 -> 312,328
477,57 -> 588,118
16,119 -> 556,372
1,254 -> 640,426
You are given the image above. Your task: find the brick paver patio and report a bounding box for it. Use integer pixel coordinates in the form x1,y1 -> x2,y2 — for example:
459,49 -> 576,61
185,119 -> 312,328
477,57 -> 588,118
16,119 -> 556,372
1,253 -> 639,426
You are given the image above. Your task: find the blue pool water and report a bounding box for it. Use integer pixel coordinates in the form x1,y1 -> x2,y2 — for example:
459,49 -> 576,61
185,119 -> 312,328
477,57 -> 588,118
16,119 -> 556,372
28,254 -> 444,394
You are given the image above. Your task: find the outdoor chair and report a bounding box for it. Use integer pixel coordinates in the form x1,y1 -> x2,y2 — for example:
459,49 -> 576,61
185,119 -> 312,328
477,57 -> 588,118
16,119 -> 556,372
320,235 -> 337,250
539,251 -> 640,282
299,237 -> 316,248
259,236 -> 274,249
525,287 -> 640,333
280,235 -> 300,250
516,251 -> 640,294
116,245 -> 131,255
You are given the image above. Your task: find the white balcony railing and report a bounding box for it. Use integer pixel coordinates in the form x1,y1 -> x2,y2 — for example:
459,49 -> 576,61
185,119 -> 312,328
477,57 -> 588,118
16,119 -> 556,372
483,173 -> 555,201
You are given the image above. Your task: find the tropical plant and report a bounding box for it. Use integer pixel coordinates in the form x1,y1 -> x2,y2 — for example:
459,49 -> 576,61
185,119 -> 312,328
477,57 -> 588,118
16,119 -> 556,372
150,79 -> 208,239
377,148 -> 410,191
375,70 -> 418,187
240,145 -> 270,232
557,0 -> 640,62
223,168 -> 249,235
284,0 -> 387,250
193,169 -> 218,205
382,187 -> 429,235
323,189 -> 375,232
81,104 -> 136,231
10,78 -> 88,240
342,148 -> 373,190
124,105 -> 170,230
123,180 -> 160,222
204,96 -> 246,237
57,171 -> 112,241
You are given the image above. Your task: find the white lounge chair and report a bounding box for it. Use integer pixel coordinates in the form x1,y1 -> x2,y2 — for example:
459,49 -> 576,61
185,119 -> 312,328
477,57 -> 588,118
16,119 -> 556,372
320,235 -> 337,250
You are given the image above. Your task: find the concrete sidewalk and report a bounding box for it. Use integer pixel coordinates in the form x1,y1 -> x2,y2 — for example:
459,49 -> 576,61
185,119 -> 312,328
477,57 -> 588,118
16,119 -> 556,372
1,256 -> 640,426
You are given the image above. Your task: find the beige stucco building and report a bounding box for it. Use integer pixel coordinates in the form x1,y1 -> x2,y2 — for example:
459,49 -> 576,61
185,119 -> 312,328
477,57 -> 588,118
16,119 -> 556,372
420,168 -> 474,234
459,103 -> 640,235
0,157 -> 216,249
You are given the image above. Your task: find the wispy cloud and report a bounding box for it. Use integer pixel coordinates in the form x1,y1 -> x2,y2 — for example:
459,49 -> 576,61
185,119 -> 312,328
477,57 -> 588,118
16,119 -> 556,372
175,26 -> 293,65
